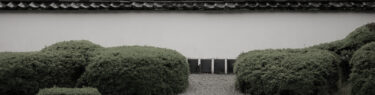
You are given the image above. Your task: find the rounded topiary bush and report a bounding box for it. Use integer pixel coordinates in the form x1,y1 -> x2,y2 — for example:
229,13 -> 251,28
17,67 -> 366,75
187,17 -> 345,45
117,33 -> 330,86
349,42 -> 375,95
0,52 -> 50,95
234,49 -> 340,95
310,23 -> 375,81
77,46 -> 189,95
41,40 -> 103,87
0,51 -> 95,95
0,40 -> 104,95
42,40 -> 103,60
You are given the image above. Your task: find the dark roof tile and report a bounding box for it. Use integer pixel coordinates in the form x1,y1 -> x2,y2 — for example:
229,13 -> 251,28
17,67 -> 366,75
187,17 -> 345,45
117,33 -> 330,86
0,0 -> 373,11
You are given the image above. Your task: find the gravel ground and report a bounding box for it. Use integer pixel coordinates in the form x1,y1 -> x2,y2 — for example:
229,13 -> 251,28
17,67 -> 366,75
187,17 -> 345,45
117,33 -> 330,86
179,74 -> 244,95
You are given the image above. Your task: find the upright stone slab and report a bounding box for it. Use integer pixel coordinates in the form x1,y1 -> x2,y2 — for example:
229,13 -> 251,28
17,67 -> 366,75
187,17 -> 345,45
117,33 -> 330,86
214,59 -> 225,74
200,59 -> 212,73
227,59 -> 235,74
188,59 -> 199,73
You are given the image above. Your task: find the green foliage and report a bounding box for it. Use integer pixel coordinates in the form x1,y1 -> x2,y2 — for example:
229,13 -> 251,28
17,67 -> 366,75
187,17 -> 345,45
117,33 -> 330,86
41,40 -> 103,87
41,40 -> 103,63
311,23 -> 375,62
236,23 -> 375,95
0,52 -> 91,95
37,52 -> 87,87
42,40 -> 103,53
310,23 -> 375,81
0,52 -> 50,95
0,40 -> 104,95
77,46 -> 189,95
234,49 -> 340,95
349,42 -> 375,95
0,52 -> 31,60
0,41 -> 189,95
37,87 -> 101,95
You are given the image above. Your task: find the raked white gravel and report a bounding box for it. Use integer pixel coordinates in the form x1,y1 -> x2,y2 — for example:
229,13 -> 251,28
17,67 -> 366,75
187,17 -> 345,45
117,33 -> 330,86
179,74 -> 244,95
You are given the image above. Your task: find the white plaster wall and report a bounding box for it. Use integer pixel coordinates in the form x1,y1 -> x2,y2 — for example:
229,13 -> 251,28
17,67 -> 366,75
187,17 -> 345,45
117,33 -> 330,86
0,12 -> 374,58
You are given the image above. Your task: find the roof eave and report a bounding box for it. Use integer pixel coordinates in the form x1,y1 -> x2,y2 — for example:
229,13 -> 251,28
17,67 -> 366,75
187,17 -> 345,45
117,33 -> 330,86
0,0 -> 374,11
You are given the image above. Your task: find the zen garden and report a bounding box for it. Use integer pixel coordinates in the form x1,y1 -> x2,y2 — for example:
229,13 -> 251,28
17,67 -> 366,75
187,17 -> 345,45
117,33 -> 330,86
0,23 -> 374,95
1,0 -> 375,95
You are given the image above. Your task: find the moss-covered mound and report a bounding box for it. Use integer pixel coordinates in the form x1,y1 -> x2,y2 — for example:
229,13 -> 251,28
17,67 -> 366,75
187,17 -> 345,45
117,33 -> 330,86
37,87 -> 101,95
0,52 -> 30,60
310,23 -> 375,80
234,49 -> 340,95
77,46 -> 189,95
349,42 -> 375,95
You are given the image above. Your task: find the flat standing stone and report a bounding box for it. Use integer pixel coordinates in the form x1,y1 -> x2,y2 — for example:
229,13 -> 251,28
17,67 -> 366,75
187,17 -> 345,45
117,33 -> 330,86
214,59 -> 225,74
188,59 -> 199,73
227,59 -> 236,74
200,59 -> 212,73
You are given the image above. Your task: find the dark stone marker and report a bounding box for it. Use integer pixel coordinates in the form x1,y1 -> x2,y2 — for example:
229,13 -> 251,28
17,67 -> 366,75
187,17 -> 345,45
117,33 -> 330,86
200,59 -> 212,73
188,59 -> 199,73
214,59 -> 225,74
227,59 -> 236,74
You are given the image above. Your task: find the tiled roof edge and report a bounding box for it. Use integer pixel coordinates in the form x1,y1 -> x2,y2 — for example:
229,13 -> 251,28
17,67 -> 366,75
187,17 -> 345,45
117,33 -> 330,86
0,1 -> 374,11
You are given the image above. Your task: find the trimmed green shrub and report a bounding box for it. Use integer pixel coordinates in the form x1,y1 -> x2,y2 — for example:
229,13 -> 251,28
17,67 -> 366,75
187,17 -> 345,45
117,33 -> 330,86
41,40 -> 103,62
0,52 -> 50,95
78,46 -> 189,95
0,52 -> 28,60
349,42 -> 375,95
310,23 -> 375,81
37,87 -> 101,95
41,40 -> 103,87
0,40 -> 103,95
0,52 -> 85,95
234,49 -> 340,95
42,40 -> 102,52
36,52 -> 88,87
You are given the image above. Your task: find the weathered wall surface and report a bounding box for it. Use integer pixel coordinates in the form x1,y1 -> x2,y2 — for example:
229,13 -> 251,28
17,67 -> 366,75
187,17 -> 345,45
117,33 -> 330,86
0,12 -> 374,58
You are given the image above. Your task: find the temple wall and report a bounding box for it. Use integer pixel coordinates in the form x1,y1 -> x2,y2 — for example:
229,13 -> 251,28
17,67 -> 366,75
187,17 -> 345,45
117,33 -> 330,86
0,12 -> 374,58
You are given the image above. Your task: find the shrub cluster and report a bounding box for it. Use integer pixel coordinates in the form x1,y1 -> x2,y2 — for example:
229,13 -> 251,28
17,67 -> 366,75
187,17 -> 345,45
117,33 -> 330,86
77,46 -> 189,95
310,23 -> 375,80
349,42 -> 375,95
37,87 -> 101,95
40,40 -> 103,87
235,23 -> 375,95
0,41 -> 189,95
235,49 -> 340,95
0,52 -> 47,95
0,40 -> 103,95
